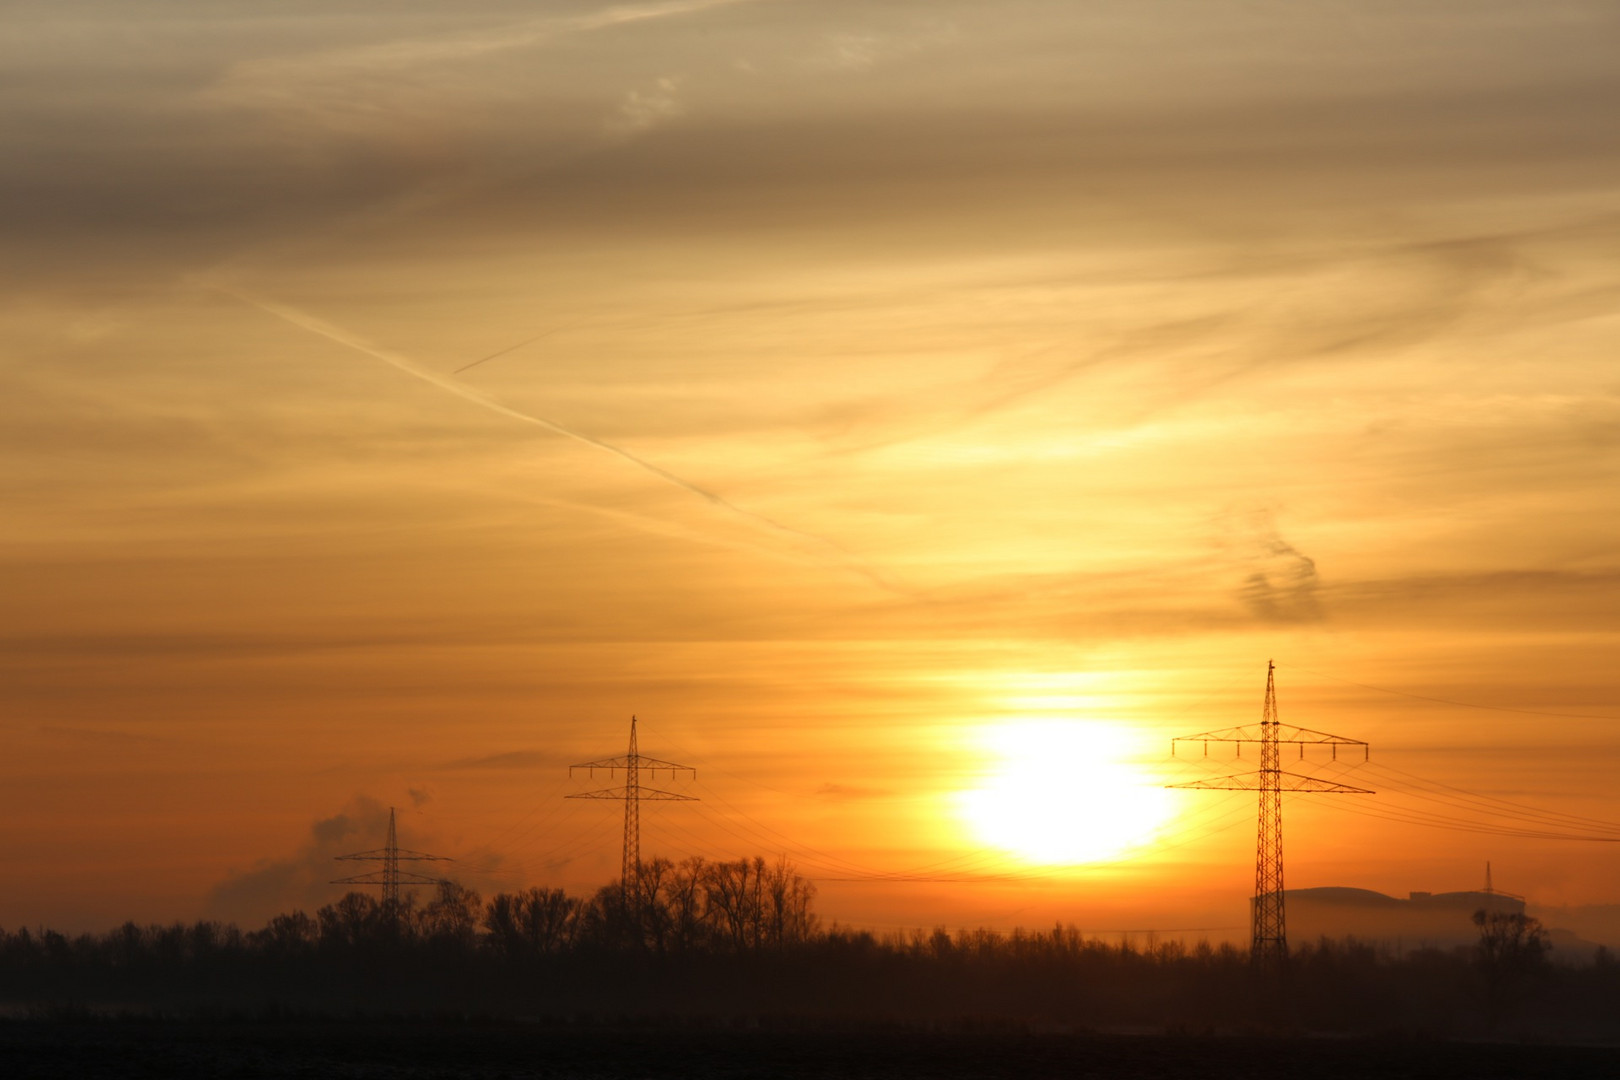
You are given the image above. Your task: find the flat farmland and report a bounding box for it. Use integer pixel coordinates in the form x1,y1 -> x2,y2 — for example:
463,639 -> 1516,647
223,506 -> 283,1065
3,1022 -> 1619,1079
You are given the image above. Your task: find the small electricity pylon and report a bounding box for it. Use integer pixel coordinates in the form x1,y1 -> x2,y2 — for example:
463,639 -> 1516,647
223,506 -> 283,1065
567,716 -> 696,906
1170,661 -> 1372,968
1481,861 -> 1524,902
332,806 -> 453,923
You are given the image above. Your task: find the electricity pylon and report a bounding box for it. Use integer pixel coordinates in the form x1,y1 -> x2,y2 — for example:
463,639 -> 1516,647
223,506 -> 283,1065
1170,661 -> 1372,968
332,806 -> 453,922
1481,861 -> 1524,902
567,716 -> 697,906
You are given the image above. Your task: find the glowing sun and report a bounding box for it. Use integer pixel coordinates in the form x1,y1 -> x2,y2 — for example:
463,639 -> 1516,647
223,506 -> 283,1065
957,720 -> 1174,866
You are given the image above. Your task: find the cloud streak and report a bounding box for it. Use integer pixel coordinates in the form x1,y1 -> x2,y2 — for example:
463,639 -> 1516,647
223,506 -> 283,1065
205,0 -> 764,116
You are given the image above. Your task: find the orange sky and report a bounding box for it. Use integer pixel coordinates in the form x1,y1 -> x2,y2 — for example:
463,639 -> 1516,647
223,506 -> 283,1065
4,1 -> 1620,937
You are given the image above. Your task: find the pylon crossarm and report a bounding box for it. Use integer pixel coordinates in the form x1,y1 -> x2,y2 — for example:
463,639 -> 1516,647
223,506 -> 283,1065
567,787 -> 696,801
570,756 -> 632,772
1168,770 -> 1373,794
567,787 -> 632,800
635,788 -> 699,801
1172,723 -> 1368,747
633,757 -> 696,773
392,849 -> 453,861
395,871 -> 450,885
332,871 -> 447,887
569,757 -> 695,775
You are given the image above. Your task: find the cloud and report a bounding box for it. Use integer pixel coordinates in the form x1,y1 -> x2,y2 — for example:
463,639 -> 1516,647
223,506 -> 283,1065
1223,513 -> 1323,624
1328,570 -> 1620,632
208,796 -> 419,926
209,284 -> 905,595
821,34 -> 880,70
36,724 -> 169,746
609,76 -> 685,137
202,0 -> 759,129
806,21 -> 958,72
1242,542 -> 1321,624
445,750 -> 556,770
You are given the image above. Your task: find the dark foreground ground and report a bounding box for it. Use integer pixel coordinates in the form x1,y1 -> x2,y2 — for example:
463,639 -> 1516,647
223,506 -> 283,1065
3,1020 -> 1619,1080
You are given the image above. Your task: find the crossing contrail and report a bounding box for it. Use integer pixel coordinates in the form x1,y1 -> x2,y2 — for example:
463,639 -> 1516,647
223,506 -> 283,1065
211,283 -> 904,594
453,330 -> 556,375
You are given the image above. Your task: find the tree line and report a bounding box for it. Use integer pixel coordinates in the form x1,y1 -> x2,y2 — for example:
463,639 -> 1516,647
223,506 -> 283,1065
305,854 -> 818,957
3,856 -> 1618,1041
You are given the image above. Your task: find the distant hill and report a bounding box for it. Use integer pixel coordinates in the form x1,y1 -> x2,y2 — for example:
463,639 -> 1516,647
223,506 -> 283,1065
1529,903 -> 1620,955
1279,886 -> 1607,963
1279,886 -> 1605,961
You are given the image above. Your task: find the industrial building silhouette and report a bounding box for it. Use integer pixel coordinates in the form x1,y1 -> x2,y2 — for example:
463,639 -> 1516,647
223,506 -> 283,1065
1279,884 -> 1523,952
1273,864 -> 1526,952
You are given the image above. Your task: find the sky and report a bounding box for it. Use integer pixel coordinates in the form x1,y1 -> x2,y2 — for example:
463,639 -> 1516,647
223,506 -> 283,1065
3,1 -> 1620,939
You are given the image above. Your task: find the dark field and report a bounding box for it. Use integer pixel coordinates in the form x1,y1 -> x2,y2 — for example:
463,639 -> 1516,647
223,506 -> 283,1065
4,1021 -> 1620,1080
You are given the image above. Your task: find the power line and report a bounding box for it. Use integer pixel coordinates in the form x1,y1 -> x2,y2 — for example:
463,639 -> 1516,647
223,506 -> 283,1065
1291,664 -> 1620,722
1359,761 -> 1620,836
1311,794 -> 1620,843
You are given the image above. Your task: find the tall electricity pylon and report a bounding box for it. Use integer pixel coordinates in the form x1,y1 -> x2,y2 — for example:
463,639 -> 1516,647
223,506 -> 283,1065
568,716 -> 697,906
1170,662 -> 1372,968
332,806 -> 453,922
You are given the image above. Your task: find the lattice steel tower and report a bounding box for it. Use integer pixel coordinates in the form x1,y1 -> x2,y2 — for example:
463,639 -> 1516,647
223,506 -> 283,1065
332,806 -> 453,920
1170,662 -> 1372,967
568,716 -> 697,905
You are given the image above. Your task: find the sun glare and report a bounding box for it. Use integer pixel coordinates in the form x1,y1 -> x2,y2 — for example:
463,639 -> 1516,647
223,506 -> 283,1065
957,721 -> 1174,866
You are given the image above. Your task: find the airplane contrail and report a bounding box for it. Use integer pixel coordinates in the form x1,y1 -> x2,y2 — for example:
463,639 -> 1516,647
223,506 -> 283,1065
210,283 -> 903,594
454,328 -> 570,375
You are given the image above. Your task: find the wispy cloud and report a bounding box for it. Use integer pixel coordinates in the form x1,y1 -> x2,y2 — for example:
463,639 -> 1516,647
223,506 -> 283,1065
206,282 -> 906,595
203,0 -> 761,122
1241,534 -> 1322,624
37,724 -> 169,746
608,76 -> 685,137
806,22 -> 959,71
1216,510 -> 1324,625
821,33 -> 880,70
445,750 -> 556,770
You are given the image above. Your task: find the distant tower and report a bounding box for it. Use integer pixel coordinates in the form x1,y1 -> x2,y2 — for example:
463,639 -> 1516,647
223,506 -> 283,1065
1477,861 -> 1525,907
568,716 -> 697,906
1171,662 -> 1373,967
332,806 -> 453,922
